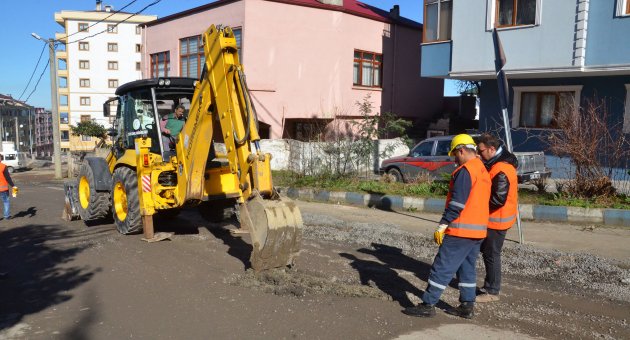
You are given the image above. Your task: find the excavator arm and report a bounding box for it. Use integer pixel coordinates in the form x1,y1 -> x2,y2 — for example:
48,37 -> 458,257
173,25 -> 302,271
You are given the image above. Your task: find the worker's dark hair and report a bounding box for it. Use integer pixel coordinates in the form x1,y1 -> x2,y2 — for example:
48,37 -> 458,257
0,154 -> 3,161
175,104 -> 185,111
477,133 -> 502,149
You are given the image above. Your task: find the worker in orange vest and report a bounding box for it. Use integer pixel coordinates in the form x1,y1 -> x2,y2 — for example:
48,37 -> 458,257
0,154 -> 17,220
475,133 -> 518,303
403,134 -> 491,319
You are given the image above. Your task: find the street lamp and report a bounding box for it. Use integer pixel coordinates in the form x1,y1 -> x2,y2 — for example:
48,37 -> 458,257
31,32 -> 62,179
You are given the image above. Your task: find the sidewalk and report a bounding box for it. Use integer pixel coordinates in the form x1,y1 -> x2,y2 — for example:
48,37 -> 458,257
281,187 -> 630,228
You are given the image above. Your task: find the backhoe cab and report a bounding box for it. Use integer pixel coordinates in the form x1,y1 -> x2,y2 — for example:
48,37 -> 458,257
65,25 -> 303,271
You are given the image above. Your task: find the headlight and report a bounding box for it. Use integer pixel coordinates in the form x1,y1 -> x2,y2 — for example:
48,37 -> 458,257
158,79 -> 165,86
164,79 -> 171,86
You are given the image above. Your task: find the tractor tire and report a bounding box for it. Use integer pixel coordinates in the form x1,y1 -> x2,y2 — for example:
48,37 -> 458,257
388,168 -> 404,183
111,167 -> 143,234
198,199 -> 236,223
76,163 -> 111,221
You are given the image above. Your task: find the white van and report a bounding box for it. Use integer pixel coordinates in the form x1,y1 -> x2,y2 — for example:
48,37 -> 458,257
0,152 -> 28,173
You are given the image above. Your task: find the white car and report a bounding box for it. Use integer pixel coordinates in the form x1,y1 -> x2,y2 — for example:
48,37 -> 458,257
1,152 -> 28,173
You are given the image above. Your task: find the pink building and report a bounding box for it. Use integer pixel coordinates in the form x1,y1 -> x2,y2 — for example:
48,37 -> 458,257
142,0 -> 443,140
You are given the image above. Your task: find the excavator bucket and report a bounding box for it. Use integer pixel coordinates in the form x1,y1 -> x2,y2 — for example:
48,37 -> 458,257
238,194 -> 303,272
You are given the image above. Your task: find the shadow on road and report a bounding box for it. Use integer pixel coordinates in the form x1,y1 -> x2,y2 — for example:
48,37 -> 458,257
342,243 -> 451,310
12,207 -> 37,218
205,224 -> 253,270
0,224 -> 99,332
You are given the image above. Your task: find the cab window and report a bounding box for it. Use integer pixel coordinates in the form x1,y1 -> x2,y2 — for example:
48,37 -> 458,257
435,140 -> 451,156
3,154 -> 16,161
411,141 -> 434,157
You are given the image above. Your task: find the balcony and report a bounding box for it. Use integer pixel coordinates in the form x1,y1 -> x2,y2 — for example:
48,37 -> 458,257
421,41 -> 452,78
55,32 -> 67,42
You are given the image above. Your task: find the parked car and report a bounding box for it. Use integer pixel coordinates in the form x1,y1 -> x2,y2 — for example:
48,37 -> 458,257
0,151 -> 29,173
379,135 -> 551,183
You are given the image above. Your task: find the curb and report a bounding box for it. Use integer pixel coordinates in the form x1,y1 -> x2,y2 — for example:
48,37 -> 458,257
280,187 -> 630,227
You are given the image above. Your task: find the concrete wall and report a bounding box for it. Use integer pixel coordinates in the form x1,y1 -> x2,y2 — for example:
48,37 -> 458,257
144,0 -> 443,138
259,138 -> 408,174
585,0 -> 630,67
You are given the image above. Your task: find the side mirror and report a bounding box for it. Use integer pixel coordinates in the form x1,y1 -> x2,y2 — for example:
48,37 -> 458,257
103,97 -> 118,117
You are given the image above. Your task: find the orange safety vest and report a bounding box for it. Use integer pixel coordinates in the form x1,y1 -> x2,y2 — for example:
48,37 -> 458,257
0,163 -> 8,192
444,157 -> 491,239
488,161 -> 518,230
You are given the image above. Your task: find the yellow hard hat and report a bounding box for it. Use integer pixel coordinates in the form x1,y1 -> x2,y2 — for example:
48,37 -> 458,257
449,134 -> 476,156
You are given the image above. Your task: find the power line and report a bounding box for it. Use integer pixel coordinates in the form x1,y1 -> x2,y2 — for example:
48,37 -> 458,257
24,59 -> 51,103
18,42 -> 47,101
61,0 -> 140,41
66,0 -> 162,45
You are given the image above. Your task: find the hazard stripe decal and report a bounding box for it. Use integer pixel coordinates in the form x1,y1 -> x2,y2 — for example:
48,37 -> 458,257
142,175 -> 151,193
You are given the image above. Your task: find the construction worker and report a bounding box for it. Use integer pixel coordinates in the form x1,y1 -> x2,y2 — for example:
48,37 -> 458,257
475,133 -> 518,302
403,134 -> 491,319
0,154 -> 17,220
160,105 -> 186,151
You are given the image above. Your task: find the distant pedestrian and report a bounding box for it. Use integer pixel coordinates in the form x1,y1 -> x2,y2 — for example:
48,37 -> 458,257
0,154 -> 17,220
403,134 -> 491,319
475,133 -> 519,302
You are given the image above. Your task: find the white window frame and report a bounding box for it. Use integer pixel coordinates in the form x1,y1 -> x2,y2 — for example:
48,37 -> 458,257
512,85 -> 582,129
486,0 -> 543,31
616,0 -> 630,17
624,84 -> 630,133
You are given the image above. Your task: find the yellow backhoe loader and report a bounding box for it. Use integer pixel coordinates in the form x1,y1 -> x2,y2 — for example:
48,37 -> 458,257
64,25 -> 302,271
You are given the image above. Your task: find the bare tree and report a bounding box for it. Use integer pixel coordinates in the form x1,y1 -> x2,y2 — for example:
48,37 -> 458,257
546,96 -> 630,197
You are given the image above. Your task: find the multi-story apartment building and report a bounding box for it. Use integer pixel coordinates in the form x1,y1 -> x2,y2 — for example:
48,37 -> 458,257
34,108 -> 54,157
0,94 -> 35,153
142,0 -> 444,141
420,0 -> 630,176
422,0 -> 630,178
54,1 -> 156,151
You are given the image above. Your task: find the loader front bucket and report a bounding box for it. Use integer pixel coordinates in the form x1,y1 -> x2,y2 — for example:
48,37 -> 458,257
239,194 -> 303,272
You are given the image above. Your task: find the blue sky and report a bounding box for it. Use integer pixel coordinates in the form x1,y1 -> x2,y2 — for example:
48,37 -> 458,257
0,0 -> 458,109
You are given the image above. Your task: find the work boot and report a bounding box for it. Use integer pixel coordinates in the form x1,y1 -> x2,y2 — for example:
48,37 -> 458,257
446,302 -> 474,319
403,303 -> 436,317
476,293 -> 499,303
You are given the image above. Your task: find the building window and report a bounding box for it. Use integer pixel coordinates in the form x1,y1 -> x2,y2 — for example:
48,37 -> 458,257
108,43 -> 118,52
80,97 -> 91,106
180,36 -> 204,78
233,28 -> 243,61
107,24 -> 117,33
108,61 -> 118,70
60,95 -> 68,106
79,42 -> 89,51
60,112 -> 69,124
79,78 -> 90,87
108,79 -> 119,88
512,86 -> 582,129
150,51 -> 170,77
423,0 -> 452,43
136,44 -> 142,53
79,60 -> 90,69
59,77 -> 68,88
78,23 -> 89,32
80,115 -> 91,122
495,0 -> 536,27
353,50 -> 382,88
58,59 -> 67,70
61,131 -> 70,141
616,0 -> 630,16
136,62 -> 141,71
136,25 -> 142,34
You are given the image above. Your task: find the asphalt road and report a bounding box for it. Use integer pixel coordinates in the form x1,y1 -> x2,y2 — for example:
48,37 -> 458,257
0,170 -> 629,339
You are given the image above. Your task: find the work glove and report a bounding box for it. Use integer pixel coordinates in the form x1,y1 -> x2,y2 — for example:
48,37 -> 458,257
434,224 -> 448,246
11,186 -> 18,198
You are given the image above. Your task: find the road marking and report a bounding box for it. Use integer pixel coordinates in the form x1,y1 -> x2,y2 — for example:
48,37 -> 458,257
45,186 -> 64,191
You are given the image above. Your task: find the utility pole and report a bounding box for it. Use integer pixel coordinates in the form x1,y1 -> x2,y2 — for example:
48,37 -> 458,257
14,118 -> 19,152
32,33 -> 62,179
